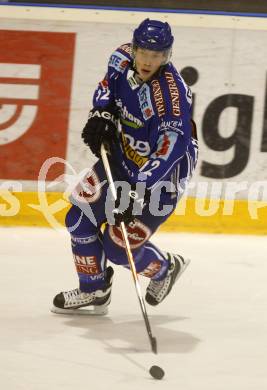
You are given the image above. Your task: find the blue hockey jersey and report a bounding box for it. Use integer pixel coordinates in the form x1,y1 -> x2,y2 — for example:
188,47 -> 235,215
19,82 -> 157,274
92,43 -> 197,191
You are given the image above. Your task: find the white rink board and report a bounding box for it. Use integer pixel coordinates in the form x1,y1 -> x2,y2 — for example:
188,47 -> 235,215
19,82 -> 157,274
0,6 -> 267,200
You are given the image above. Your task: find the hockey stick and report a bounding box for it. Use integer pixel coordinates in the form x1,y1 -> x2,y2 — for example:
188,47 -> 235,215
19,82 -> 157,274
100,143 -> 157,354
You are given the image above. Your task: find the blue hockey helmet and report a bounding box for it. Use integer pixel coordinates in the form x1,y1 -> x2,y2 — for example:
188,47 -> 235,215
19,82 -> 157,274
133,19 -> 174,52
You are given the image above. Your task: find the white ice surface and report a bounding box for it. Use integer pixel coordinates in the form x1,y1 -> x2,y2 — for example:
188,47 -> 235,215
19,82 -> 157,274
0,227 -> 267,390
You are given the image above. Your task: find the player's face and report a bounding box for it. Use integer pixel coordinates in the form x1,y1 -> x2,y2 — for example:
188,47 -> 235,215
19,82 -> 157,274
135,47 -> 166,81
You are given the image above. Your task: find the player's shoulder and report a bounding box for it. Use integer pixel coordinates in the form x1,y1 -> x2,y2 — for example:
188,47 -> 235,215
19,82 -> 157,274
116,43 -> 133,59
163,63 -> 188,93
108,43 -> 132,74
149,63 -> 192,118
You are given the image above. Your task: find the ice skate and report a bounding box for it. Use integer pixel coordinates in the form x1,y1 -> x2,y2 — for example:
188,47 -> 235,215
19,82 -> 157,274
51,266 -> 114,316
145,253 -> 190,306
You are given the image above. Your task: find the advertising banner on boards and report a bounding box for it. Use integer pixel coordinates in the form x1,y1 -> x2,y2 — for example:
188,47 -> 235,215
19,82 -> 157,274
0,29 -> 75,180
0,6 -> 266,231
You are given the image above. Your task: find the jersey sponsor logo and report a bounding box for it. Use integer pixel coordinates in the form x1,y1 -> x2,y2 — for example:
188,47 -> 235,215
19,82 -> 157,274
100,78 -> 109,89
165,71 -> 181,117
122,132 -> 148,168
88,109 -> 118,126
116,101 -> 143,128
71,234 -> 98,246
119,43 -> 132,56
123,133 -> 150,156
139,260 -> 162,278
138,83 -> 155,120
109,51 -> 129,73
158,120 -> 184,135
89,271 -> 105,281
74,169 -> 101,204
151,79 -> 165,117
109,219 -> 151,249
74,255 -> 100,275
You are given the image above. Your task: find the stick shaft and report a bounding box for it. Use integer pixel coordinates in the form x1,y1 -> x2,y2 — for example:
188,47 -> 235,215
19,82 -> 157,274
100,144 -> 157,354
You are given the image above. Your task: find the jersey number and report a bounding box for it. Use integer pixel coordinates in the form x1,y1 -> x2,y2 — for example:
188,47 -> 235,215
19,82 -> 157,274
139,160 -> 160,177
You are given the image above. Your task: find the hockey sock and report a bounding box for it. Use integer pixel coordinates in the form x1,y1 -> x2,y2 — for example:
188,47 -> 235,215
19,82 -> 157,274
134,242 -> 169,281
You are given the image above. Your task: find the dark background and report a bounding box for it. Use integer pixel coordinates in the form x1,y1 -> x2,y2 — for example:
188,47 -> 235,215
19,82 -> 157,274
4,0 -> 267,14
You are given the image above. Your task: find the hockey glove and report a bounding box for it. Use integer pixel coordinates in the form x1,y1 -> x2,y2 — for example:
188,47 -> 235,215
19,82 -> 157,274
82,106 -> 119,157
112,186 -> 151,226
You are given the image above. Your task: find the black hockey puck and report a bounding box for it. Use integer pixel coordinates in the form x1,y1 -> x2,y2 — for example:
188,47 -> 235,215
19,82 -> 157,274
149,365 -> 165,380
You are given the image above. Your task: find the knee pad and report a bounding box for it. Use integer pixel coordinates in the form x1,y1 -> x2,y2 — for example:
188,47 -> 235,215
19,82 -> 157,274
65,205 -> 95,236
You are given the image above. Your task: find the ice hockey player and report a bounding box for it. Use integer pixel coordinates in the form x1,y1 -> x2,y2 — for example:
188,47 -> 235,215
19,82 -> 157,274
52,18 -> 198,315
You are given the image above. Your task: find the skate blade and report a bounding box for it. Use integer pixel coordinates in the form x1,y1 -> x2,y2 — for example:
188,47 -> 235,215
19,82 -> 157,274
50,305 -> 108,316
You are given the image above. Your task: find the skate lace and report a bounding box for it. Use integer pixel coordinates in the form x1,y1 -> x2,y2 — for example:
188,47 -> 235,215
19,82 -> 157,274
64,288 -> 84,304
149,280 -> 164,296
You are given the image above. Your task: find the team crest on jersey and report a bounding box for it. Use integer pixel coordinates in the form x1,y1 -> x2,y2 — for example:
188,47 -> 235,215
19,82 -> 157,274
138,83 -> 155,120
155,133 -> 170,158
109,51 -> 129,73
151,79 -> 165,117
165,71 -> 181,117
154,132 -> 177,160
109,219 -> 151,249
